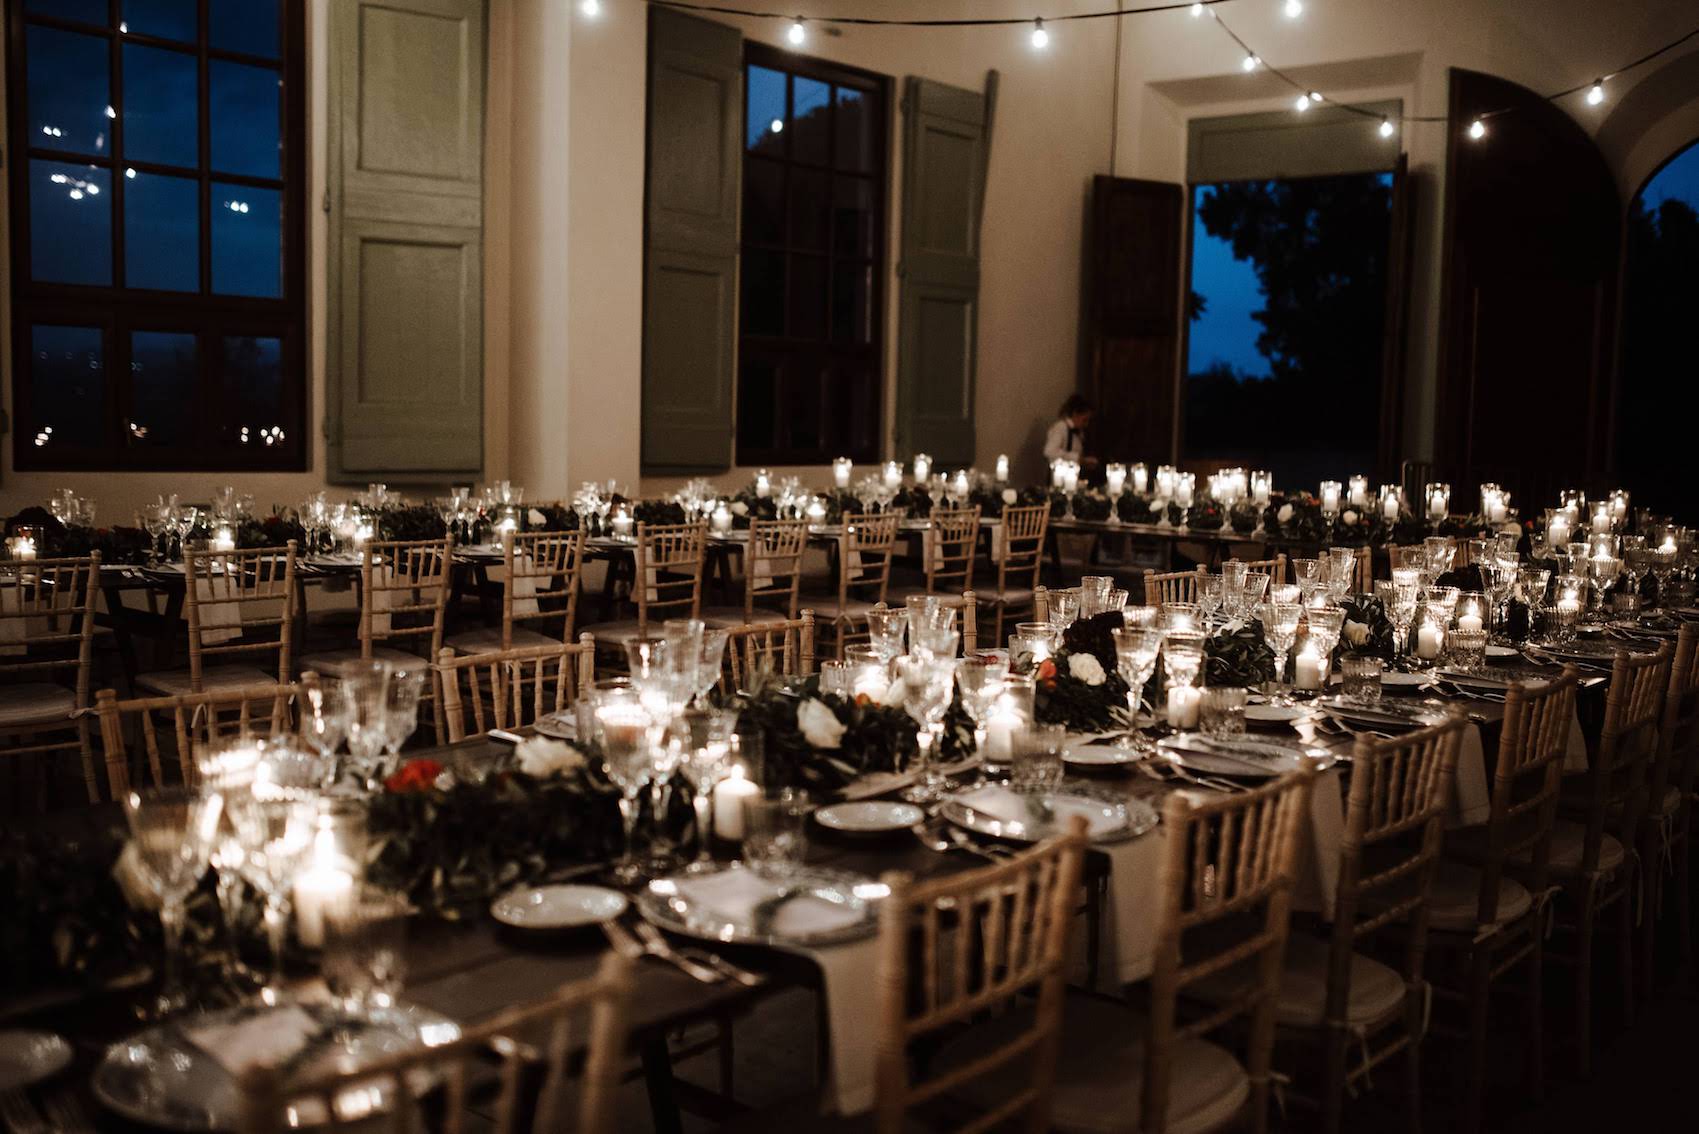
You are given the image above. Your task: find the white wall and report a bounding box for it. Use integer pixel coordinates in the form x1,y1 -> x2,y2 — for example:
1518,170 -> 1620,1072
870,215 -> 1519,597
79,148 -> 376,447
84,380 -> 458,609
3,0 -> 1696,519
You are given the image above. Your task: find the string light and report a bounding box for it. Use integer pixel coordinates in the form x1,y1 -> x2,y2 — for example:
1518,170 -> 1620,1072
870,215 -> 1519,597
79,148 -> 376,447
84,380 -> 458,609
1241,53 -> 1260,72
579,0 -> 600,15
786,16 -> 805,45
1283,0 -> 1302,18
1190,3 -> 1204,16
1030,17 -> 1049,48
1586,79 -> 1606,105
1468,118 -> 1487,140
1379,117 -> 1395,138
1294,93 -> 1311,111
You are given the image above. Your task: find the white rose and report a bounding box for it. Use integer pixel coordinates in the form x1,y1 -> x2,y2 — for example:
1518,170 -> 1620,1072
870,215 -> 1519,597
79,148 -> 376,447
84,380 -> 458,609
527,507 -> 547,526
1277,503 -> 1294,524
730,501 -> 749,517
1067,653 -> 1106,686
515,736 -> 586,778
1343,620 -> 1370,647
797,698 -> 847,749
112,842 -> 161,912
1341,509 -> 1359,527
879,673 -> 909,708
1001,488 -> 1018,505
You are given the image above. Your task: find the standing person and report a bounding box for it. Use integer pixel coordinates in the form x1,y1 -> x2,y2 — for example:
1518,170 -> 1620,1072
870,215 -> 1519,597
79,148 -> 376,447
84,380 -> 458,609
1042,394 -> 1099,472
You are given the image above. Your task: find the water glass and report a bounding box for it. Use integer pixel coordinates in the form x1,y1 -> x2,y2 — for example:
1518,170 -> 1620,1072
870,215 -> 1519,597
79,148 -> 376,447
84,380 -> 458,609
1161,602 -> 1201,632
1010,622 -> 1058,671
1078,576 -> 1113,618
124,787 -> 224,1015
1341,655 -> 1384,702
1047,590 -> 1080,632
1200,687 -> 1249,738
818,660 -> 851,698
1011,724 -> 1065,790
321,890 -> 411,1014
743,789 -> 810,866
1448,627 -> 1488,671
867,607 -> 909,660
1161,629 -> 1206,689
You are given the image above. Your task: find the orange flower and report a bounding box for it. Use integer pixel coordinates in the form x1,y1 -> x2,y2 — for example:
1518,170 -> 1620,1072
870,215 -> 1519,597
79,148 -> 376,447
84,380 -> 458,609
1036,658 -> 1057,682
854,692 -> 873,707
385,758 -> 443,793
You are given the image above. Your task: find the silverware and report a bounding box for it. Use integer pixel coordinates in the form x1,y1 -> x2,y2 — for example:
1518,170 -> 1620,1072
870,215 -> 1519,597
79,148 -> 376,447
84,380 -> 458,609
599,918 -> 645,960
626,919 -> 724,984
912,820 -> 1004,862
0,1091 -> 48,1134
645,929 -> 764,987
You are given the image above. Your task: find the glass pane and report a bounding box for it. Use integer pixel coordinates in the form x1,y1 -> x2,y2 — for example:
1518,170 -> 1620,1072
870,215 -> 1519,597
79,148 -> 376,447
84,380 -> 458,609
28,0 -> 107,25
791,77 -> 830,165
211,0 -> 281,59
124,0 -> 198,42
737,357 -> 779,452
212,183 -> 281,296
743,159 -> 784,246
741,249 -> 784,337
834,87 -> 872,172
124,170 -> 199,292
27,26 -> 112,155
746,66 -> 786,154
211,60 -> 281,178
128,331 -> 197,448
30,161 -> 111,285
832,262 -> 873,344
123,43 -> 198,168
28,325 -> 105,451
788,253 -> 826,340
789,168 -> 828,251
222,336 -> 286,448
833,176 -> 876,258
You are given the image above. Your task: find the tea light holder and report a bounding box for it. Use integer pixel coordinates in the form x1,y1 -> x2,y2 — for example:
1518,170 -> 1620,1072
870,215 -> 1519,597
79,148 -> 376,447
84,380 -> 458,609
995,453 -> 1011,483
1131,462 -> 1149,496
7,527 -> 40,562
1251,469 -> 1273,506
1348,475 -> 1370,507
832,457 -> 853,489
882,461 -> 903,491
1456,592 -> 1486,635
754,469 -> 772,499
711,503 -> 733,534
912,453 -> 932,483
1319,480 -> 1342,518
1425,482 -> 1450,523
1379,484 -> 1403,522
610,506 -> 634,539
210,524 -> 236,552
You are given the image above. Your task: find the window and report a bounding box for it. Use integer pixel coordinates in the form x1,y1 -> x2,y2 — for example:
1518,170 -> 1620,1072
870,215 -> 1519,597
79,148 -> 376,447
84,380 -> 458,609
737,44 -> 886,466
8,0 -> 305,470
1617,140 -> 1699,515
1183,172 -> 1392,486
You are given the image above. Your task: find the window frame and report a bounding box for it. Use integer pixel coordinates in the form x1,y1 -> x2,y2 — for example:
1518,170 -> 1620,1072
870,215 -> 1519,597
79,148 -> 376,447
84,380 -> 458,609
736,42 -> 888,468
6,0 -> 307,472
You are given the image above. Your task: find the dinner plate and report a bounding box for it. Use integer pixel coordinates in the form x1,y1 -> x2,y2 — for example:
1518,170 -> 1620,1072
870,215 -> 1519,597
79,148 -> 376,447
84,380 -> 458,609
941,784 -> 1157,844
531,711 -> 576,740
1061,739 -> 1143,767
1434,668 -> 1516,690
639,862 -> 881,947
92,1001 -> 461,1131
0,1030 -> 72,1091
1244,704 -> 1306,725
814,800 -> 925,833
1381,672 -> 1432,689
1314,696 -> 1448,732
1485,645 -> 1520,660
1155,736 -> 1315,779
491,883 -> 628,930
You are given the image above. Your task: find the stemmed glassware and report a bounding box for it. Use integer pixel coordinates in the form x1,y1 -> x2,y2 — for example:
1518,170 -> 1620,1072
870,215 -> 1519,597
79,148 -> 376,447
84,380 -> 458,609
681,709 -> 737,866
340,661 -> 393,789
597,695 -> 656,885
1328,547 -> 1358,597
897,655 -> 955,803
171,501 -> 200,563
1262,602 -> 1303,697
1046,590 -> 1080,634
1377,574 -> 1420,655
955,654 -> 1008,755
1221,561 -> 1249,619
297,674 -> 348,764
1240,572 -> 1270,622
1305,606 -> 1345,674
1198,574 -> 1225,628
380,665 -> 426,767
1160,630 -> 1205,724
1290,558 -> 1322,604
695,628 -> 730,705
867,607 -> 908,663
229,778 -> 318,1003
1517,568 -> 1550,637
1112,627 -> 1164,745
123,787 -> 225,1016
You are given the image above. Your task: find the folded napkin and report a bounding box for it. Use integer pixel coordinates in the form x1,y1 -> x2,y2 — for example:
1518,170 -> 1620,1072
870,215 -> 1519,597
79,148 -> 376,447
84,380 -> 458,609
502,553 -> 540,617
0,585 -> 25,657
1450,724 -> 1492,827
193,572 -> 245,645
920,527 -> 948,573
186,1004 -> 320,1077
990,522 -> 1010,564
370,564 -> 399,636
676,868 -> 866,939
950,784 -> 1120,840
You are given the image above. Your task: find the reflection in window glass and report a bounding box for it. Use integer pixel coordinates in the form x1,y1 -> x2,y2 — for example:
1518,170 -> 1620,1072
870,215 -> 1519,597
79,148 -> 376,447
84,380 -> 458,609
212,184 -> 282,297
211,61 -> 281,178
741,249 -> 784,337
27,27 -> 111,155
124,44 -> 199,168
833,177 -> 874,257
747,66 -> 786,152
123,0 -> 198,42
31,161 -> 111,286
222,336 -> 286,448
28,0 -> 107,23
129,331 -> 197,448
125,171 -> 199,292
29,325 -> 105,451
834,87 -> 871,172
211,0 -> 281,59
791,77 -> 830,165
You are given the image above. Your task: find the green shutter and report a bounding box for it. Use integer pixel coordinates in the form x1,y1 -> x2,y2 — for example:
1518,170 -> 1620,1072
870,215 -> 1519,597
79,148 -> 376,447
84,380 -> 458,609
895,75 -> 993,467
326,0 -> 485,482
641,9 -> 741,474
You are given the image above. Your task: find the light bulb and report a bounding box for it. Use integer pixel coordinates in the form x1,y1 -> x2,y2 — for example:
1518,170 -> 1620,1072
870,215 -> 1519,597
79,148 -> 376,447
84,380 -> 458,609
1468,118 -> 1486,140
1586,80 -> 1605,106
1030,18 -> 1048,48
1284,0 -> 1303,16
579,0 -> 599,15
1190,2 -> 1204,16
1295,94 -> 1311,112
786,17 -> 805,46
1379,118 -> 1395,138
1308,91 -> 1322,103
1242,54 -> 1260,72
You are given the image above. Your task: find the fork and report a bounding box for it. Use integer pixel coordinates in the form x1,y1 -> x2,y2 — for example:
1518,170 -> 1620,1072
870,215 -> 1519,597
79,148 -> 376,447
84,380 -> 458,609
630,920 -> 763,987
623,919 -> 724,983
0,1091 -> 48,1134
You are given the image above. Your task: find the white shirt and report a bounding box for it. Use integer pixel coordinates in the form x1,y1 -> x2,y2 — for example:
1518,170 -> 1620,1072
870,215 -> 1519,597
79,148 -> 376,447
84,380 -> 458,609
1043,418 -> 1083,464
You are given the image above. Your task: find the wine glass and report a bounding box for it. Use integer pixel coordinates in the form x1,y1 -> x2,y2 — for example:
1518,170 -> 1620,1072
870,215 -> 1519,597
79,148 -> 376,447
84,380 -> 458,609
123,787 -> 224,1016
1240,572 -> 1270,621
229,783 -> 318,1003
1305,606 -> 1345,673
897,655 -> 954,803
1112,627 -> 1164,746
866,608 -> 908,662
341,660 -> 393,789
1046,590 -> 1080,633
172,502 -> 200,562
1290,558 -> 1322,603
681,709 -> 737,866
695,628 -> 730,706
1262,602 -> 1304,700
955,654 -> 1008,756
597,697 -> 655,885
1198,574 -> 1225,627
1221,561 -> 1249,618
297,674 -> 349,765
380,665 -> 426,765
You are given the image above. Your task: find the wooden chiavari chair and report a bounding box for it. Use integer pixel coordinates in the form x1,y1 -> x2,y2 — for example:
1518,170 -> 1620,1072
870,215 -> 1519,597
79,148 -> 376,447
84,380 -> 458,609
137,544 -> 297,696
448,529 -> 588,654
581,521 -> 708,649
0,553 -> 101,803
893,505 -> 981,603
95,682 -> 298,798
700,518 -> 808,627
1650,624 -> 1699,972
1241,554 -> 1287,586
1144,567 -> 1202,608
983,503 -> 1050,645
1430,668 -> 1578,1134
807,513 -> 900,661
436,637 -> 595,743
237,952 -> 635,1134
714,612 -> 815,694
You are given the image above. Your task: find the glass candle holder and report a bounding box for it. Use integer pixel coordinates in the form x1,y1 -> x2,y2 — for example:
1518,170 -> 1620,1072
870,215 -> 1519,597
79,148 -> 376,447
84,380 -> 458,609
1200,687 -> 1249,738
1341,655 -> 1384,702
1447,627 -> 1488,671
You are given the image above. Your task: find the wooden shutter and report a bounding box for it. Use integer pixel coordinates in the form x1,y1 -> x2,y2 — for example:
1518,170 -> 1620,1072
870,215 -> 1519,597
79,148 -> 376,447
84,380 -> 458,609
894,76 -> 992,467
326,0 -> 485,482
1081,175 -> 1184,464
641,8 -> 740,474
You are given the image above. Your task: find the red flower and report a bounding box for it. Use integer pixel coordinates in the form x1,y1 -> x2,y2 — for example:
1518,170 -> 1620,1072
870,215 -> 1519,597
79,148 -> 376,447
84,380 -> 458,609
385,758 -> 443,793
854,692 -> 872,708
1036,659 -> 1057,682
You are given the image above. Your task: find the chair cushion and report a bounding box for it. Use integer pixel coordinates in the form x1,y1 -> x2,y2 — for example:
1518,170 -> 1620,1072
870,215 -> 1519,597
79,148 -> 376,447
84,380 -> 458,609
982,586 -> 1035,606
297,648 -> 426,677
1189,932 -> 1406,1029
803,597 -> 880,621
1511,819 -> 1625,876
938,994 -> 1248,1134
134,665 -> 275,696
1425,861 -> 1533,933
0,683 -> 76,727
699,606 -> 795,628
445,625 -> 562,655
885,588 -> 969,608
579,620 -> 646,647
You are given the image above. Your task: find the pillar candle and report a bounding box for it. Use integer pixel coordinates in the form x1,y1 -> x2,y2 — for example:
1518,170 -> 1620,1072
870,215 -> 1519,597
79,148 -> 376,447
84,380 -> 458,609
912,454 -> 931,482
1294,646 -> 1325,690
713,767 -> 759,841
1415,623 -> 1443,661
1166,685 -> 1201,729
995,454 -> 1010,483
832,458 -> 852,489
711,504 -> 733,534
294,864 -> 353,949
1456,611 -> 1483,634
